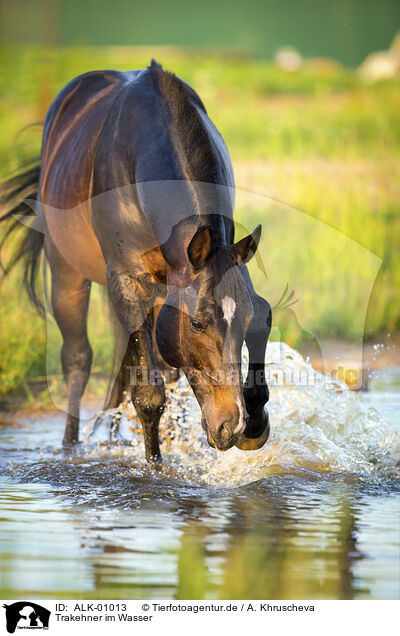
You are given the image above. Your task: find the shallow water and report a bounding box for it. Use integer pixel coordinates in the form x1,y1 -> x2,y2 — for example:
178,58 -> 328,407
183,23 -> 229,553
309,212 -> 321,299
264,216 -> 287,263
1,344 -> 399,600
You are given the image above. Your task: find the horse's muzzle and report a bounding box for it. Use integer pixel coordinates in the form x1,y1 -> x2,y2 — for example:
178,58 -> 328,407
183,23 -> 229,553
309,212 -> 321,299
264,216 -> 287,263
202,416 -> 238,451
235,407 -> 270,451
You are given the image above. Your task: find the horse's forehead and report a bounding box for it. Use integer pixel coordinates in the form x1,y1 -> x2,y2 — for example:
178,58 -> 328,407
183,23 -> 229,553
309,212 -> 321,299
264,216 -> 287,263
221,296 -> 236,325
214,267 -> 252,309
164,268 -> 252,321
204,271 -> 252,319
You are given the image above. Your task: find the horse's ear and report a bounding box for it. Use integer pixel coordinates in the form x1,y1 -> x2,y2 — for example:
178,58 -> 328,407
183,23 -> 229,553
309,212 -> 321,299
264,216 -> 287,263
188,225 -> 212,269
232,224 -> 261,265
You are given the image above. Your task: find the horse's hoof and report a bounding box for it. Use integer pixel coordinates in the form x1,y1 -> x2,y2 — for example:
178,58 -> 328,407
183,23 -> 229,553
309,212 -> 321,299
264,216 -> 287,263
235,408 -> 270,451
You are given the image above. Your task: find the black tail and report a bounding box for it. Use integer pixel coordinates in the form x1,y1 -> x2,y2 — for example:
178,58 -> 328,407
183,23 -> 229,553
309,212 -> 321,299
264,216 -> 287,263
0,161 -> 44,312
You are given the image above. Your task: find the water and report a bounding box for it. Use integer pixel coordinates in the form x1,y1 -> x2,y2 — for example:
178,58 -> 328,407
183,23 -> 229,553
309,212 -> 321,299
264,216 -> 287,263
1,343 -> 399,600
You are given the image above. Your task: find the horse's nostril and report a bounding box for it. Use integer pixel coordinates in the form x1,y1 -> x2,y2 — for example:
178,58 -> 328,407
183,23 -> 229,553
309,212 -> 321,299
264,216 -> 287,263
218,420 -> 233,440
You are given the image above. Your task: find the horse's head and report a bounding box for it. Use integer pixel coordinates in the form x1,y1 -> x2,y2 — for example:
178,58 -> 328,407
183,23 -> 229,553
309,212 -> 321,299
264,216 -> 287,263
156,224 -> 269,451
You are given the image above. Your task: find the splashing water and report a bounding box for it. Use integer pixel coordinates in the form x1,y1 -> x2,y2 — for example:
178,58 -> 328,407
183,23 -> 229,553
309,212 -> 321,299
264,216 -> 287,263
1,343 -> 399,601
87,342 -> 400,486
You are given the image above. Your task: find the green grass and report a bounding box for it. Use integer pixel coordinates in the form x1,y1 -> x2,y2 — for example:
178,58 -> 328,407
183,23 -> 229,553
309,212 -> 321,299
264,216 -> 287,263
234,158 -> 400,342
1,46 -> 400,166
0,45 -> 399,397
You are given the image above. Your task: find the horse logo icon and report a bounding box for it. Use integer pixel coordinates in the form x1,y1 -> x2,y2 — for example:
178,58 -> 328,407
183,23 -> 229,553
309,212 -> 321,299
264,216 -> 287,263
2,602 -> 50,634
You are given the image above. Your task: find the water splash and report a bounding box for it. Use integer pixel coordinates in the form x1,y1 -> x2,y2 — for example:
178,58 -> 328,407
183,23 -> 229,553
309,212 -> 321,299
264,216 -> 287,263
87,342 -> 400,486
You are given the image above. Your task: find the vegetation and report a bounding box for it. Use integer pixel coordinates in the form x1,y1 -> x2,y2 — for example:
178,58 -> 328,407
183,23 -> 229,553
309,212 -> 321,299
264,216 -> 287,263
0,45 -> 399,399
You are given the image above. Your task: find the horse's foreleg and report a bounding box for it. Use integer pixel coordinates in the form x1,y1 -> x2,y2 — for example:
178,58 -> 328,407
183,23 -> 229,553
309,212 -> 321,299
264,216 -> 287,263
102,336 -> 133,439
241,266 -> 272,440
105,333 -> 132,409
47,243 -> 92,445
107,269 -> 165,461
130,333 -> 165,460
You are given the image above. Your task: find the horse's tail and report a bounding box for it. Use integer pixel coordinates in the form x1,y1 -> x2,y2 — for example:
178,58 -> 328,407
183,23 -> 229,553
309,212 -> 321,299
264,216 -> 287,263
0,161 -> 44,312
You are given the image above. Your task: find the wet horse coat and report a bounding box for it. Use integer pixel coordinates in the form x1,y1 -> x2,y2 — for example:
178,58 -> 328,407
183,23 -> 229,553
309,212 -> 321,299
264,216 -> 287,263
4,61 -> 271,460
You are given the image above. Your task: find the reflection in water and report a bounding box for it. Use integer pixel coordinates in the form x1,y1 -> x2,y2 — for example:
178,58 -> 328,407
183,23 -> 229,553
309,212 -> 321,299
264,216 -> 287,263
0,344 -> 399,600
217,483 -> 363,600
1,472 -> 399,600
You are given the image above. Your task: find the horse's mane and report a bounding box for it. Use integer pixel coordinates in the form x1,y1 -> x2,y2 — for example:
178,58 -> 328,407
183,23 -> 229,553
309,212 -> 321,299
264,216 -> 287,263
148,60 -> 219,184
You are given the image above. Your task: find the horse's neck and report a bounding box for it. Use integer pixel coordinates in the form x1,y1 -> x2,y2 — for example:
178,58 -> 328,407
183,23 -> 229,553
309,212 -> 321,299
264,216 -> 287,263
135,174 -> 231,268
132,98 -> 234,264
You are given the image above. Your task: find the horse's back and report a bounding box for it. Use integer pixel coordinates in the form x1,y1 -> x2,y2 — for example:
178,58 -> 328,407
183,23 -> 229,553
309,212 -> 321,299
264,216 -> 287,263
40,65 -> 233,284
41,70 -> 132,205
40,70 -> 137,283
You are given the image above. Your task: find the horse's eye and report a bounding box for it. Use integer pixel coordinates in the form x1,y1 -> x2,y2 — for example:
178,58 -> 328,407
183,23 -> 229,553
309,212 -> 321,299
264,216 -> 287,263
190,317 -> 204,332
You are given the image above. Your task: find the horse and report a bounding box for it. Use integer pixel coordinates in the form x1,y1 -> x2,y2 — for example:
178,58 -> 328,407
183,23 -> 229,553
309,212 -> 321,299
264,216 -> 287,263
0,60 -> 271,461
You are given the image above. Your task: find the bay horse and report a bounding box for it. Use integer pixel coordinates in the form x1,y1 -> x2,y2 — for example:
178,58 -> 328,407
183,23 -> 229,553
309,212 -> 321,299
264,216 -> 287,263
0,60 -> 271,461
